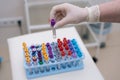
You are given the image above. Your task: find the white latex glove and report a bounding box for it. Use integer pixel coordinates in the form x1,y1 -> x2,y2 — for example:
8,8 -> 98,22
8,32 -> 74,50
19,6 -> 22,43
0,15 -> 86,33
50,3 -> 100,28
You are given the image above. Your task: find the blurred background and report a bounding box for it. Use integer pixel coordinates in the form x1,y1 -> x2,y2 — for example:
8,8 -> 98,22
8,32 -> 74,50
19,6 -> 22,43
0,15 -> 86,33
0,0 -> 120,80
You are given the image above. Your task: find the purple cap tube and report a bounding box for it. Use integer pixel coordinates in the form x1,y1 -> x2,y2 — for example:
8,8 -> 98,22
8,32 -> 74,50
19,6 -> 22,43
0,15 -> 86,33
51,19 -> 56,38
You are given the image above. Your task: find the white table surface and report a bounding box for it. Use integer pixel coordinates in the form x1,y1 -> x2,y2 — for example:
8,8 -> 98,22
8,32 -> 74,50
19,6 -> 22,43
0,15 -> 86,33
8,27 -> 104,80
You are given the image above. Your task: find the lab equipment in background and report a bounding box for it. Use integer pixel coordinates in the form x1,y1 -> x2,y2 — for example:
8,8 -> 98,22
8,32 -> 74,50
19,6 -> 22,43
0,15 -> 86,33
77,22 -> 112,62
90,22 -> 112,48
24,0 -> 90,33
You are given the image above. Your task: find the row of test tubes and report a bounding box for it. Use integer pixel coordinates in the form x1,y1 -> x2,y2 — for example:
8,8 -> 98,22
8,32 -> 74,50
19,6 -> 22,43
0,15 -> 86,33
23,42 -> 34,74
22,42 -> 31,66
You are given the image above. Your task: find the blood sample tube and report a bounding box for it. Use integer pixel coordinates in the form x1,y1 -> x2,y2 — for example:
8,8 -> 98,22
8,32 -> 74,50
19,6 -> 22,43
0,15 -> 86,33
67,50 -> 72,67
26,57 -> 33,74
51,19 -> 56,38
32,56 -> 37,65
44,54 -> 50,71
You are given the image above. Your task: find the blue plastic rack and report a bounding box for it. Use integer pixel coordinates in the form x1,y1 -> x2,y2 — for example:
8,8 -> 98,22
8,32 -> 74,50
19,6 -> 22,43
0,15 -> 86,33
22,38 -> 85,79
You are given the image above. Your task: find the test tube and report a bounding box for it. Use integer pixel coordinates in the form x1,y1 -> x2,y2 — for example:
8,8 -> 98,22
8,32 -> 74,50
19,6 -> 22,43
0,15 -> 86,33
41,49 -> 46,55
38,51 -> 43,65
40,66 -> 44,73
61,50 -> 65,60
26,57 -> 33,74
22,42 -> 27,48
25,52 -> 30,57
72,52 -> 78,67
38,52 -> 44,72
24,47 -> 29,53
36,45 -> 41,52
57,63 -> 61,70
46,43 -> 54,59
42,43 -> 46,47
34,67 -> 39,74
44,54 -> 50,72
32,47 -> 36,56
67,50 -> 72,68
26,57 -> 31,65
51,19 -> 56,38
32,56 -> 37,65
49,51 -> 54,63
32,51 -> 36,57
61,51 -> 66,69
55,54 -> 61,70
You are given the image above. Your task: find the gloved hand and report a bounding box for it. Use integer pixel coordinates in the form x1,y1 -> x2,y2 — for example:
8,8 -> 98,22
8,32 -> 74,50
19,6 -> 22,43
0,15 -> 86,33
50,3 -> 100,28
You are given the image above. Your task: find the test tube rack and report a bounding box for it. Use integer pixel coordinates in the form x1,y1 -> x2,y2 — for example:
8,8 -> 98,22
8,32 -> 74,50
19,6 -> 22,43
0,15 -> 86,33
22,38 -> 85,79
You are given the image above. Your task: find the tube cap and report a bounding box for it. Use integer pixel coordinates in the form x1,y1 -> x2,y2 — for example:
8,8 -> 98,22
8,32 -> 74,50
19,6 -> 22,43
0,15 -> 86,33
51,19 -> 56,27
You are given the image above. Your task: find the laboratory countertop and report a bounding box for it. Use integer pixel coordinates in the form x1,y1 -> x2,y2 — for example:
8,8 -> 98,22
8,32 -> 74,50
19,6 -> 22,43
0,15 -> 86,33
7,27 -> 104,80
